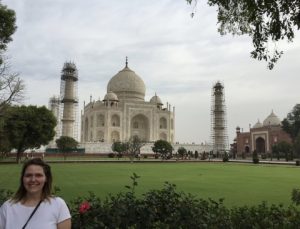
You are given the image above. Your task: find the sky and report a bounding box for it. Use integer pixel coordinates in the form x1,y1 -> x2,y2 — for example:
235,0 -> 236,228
2,0 -> 300,144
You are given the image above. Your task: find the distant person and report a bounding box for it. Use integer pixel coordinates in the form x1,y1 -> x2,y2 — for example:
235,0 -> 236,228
0,158 -> 71,229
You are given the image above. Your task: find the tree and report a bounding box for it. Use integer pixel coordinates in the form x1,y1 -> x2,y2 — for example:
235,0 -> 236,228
0,61 -> 24,115
282,104 -> 300,158
252,150 -> 259,164
126,136 -> 146,162
0,2 -> 17,59
152,140 -> 173,160
294,133 -> 300,158
282,104 -> 300,142
177,147 -> 187,159
187,0 -> 300,69
2,105 -> 57,163
56,136 -> 79,160
112,141 -> 128,159
0,2 -> 24,114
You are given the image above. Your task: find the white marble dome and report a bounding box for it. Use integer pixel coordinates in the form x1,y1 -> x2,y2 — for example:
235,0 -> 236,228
107,64 -> 145,101
150,94 -> 163,105
263,111 -> 281,126
103,91 -> 118,101
253,119 -> 263,128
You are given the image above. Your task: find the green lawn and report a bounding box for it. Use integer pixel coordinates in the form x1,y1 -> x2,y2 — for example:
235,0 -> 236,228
0,162 -> 299,207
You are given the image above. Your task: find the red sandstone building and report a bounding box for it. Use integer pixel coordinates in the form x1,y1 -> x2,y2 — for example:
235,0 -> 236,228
236,111 -> 292,155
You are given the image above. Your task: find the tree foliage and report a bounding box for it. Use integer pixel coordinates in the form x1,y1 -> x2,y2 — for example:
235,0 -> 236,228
56,136 -> 79,151
126,136 -> 145,161
272,141 -> 293,161
0,61 -> 24,115
0,2 -> 17,57
152,140 -> 173,159
56,136 -> 79,160
2,105 -> 57,162
111,141 -> 128,158
0,2 -> 24,114
282,104 -> 300,141
177,146 -> 187,159
187,0 -> 300,69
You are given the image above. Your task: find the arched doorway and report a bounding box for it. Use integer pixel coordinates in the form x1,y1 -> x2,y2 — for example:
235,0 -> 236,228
256,137 -> 265,153
130,114 -> 149,141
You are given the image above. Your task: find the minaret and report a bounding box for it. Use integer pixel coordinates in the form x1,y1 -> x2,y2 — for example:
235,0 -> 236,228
211,81 -> 228,154
60,62 -> 78,139
48,95 -> 61,147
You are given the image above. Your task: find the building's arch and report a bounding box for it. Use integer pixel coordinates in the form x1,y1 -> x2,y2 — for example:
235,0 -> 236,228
111,131 -> 120,142
97,131 -> 104,142
111,114 -> 120,127
97,114 -> 105,127
256,137 -> 265,153
171,118 -> 174,129
84,118 -> 89,142
159,132 -> 167,141
130,114 -> 149,141
159,117 -> 167,129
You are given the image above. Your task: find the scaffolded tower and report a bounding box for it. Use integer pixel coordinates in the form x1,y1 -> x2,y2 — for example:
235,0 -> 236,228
60,62 -> 79,140
211,81 -> 229,154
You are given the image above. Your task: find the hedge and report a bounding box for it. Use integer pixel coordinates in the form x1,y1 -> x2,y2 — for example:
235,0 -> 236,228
1,174 -> 300,228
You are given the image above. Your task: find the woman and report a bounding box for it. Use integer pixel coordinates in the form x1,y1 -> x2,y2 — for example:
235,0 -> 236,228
0,158 -> 71,229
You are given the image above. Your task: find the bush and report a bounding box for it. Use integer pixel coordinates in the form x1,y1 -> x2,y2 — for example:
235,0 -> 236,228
252,150 -> 259,164
296,160 -> 300,166
223,153 -> 229,162
3,175 -> 300,228
292,189 -> 300,205
107,153 -> 115,158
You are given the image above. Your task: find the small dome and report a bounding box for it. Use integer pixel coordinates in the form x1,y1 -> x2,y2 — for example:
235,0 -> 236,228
150,94 -> 163,105
253,119 -> 263,128
107,61 -> 145,101
103,91 -> 118,101
263,110 -> 281,126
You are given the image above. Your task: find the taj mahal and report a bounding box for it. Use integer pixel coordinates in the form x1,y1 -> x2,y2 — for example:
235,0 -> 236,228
49,59 -> 212,154
80,59 -> 175,144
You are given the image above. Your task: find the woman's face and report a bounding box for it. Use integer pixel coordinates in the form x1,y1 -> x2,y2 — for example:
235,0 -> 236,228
23,165 -> 46,196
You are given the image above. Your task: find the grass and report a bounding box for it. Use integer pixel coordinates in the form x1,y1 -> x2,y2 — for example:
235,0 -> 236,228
0,162 -> 299,207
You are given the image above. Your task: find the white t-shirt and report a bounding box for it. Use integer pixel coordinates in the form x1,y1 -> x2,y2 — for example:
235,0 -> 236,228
0,197 -> 71,229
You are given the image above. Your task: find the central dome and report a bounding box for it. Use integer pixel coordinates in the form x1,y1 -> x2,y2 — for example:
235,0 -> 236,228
107,63 -> 146,101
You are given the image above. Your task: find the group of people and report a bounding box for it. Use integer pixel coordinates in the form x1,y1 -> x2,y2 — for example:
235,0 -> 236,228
0,158 -> 71,229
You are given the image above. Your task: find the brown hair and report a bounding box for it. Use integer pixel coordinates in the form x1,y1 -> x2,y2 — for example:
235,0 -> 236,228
12,158 -> 53,202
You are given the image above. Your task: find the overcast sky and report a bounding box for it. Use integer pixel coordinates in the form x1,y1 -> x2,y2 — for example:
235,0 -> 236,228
3,0 -> 300,144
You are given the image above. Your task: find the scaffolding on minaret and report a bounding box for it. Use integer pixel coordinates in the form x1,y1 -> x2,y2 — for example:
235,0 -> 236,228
211,81 -> 229,154
60,62 -> 79,141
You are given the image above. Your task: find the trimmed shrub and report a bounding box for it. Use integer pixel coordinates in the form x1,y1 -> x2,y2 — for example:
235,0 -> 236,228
107,153 -> 115,158
296,160 -> 300,166
223,153 -> 229,162
252,150 -> 259,164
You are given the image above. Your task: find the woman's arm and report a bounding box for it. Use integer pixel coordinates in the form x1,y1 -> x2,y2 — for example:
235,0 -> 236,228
57,218 -> 71,229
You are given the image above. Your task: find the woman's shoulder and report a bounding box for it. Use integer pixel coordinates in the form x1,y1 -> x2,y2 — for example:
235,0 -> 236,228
48,196 -> 68,205
0,199 -> 17,209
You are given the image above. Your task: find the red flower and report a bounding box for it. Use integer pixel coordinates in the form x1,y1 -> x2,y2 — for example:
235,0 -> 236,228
79,201 -> 91,214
